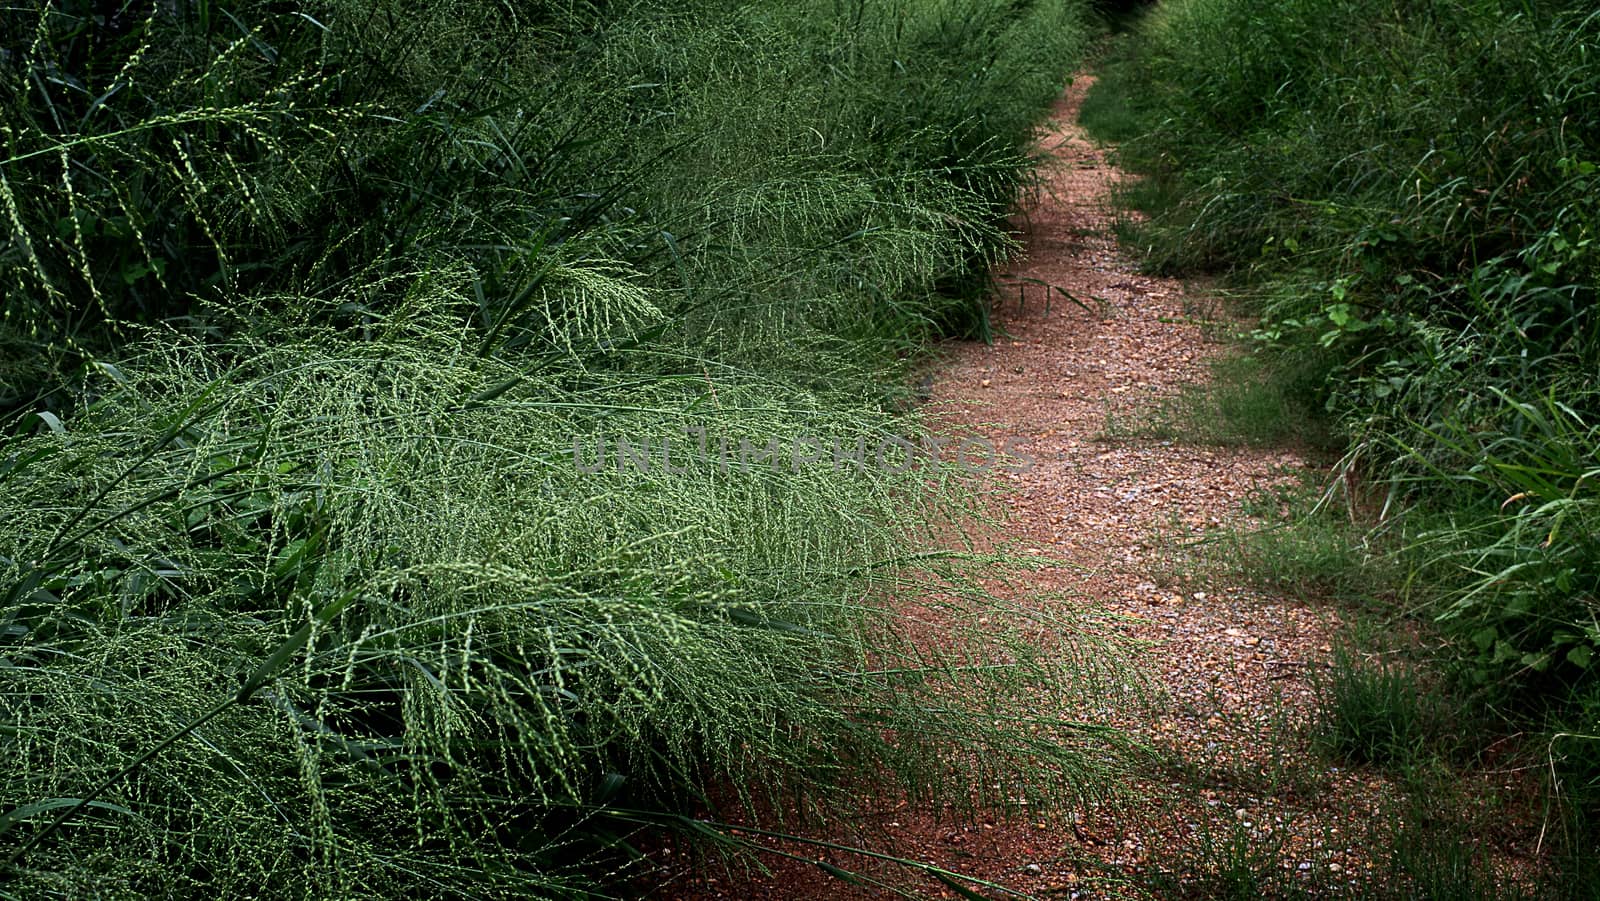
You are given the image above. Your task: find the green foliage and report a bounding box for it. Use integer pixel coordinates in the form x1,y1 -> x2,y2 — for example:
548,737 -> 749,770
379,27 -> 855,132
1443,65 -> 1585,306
1095,0 -> 1600,884
1131,814 -> 1330,900
1142,474 -> 1392,604
1397,391 -> 1600,697
1077,41 -> 1150,145
1103,351 -> 1340,451
0,0 -> 1092,404
1,318 -> 1123,895
1176,822 -> 1314,900
1311,646 -> 1458,769
1092,0 -> 1600,714
0,0 -> 1114,896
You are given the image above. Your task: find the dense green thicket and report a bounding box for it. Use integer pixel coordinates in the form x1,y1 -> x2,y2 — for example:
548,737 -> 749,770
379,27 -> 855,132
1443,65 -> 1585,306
1086,0 -> 1600,870
0,2 -> 1117,896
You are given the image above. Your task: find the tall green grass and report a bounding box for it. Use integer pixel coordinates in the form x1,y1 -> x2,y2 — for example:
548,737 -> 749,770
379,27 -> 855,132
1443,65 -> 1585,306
1087,0 -> 1600,886
0,1 -> 1120,895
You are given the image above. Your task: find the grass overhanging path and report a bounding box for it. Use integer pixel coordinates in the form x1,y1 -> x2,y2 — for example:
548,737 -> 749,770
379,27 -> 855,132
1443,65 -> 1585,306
648,74 -> 1547,900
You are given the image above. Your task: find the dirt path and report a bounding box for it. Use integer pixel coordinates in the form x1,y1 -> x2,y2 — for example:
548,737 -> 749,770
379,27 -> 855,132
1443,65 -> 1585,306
653,75 -> 1402,900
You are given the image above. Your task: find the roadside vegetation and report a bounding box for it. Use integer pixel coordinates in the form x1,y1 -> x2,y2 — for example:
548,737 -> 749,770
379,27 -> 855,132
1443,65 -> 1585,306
1083,0 -> 1600,894
0,1 -> 1125,896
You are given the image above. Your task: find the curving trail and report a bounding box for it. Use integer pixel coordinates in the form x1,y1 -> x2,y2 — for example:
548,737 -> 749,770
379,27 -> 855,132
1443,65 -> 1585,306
654,75 -> 1429,900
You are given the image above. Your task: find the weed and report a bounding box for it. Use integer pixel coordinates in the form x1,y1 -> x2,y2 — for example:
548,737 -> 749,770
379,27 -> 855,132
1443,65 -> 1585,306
1311,646 -> 1452,769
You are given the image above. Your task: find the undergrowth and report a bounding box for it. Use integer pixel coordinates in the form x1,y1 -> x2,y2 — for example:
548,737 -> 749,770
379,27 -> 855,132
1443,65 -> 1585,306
0,1 -> 1121,896
1085,0 -> 1600,892
1102,352 -> 1340,451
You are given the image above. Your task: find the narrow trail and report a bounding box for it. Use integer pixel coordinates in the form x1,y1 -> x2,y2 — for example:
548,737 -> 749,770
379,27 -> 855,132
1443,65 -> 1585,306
904,73 -> 1389,896
660,75 -> 1410,900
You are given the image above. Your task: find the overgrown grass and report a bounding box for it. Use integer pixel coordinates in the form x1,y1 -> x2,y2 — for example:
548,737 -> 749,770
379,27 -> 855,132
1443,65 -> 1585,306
1131,472 -> 1392,604
0,1 -> 1122,896
1102,351 -> 1339,451
1088,0 -> 1600,888
1311,645 -> 1466,769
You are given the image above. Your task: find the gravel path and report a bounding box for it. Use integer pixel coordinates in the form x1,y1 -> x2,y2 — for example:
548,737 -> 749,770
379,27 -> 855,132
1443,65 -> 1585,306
652,74 -> 1418,900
